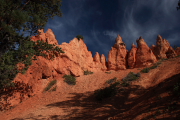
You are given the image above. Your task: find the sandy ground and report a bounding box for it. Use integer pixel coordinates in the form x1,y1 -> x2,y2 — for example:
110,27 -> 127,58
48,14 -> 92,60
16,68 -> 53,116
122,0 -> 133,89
0,57 -> 180,120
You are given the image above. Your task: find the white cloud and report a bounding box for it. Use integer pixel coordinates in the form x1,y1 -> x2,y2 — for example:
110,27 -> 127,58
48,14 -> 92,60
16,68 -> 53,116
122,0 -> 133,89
117,0 -> 179,48
103,30 -> 119,39
48,20 -> 63,30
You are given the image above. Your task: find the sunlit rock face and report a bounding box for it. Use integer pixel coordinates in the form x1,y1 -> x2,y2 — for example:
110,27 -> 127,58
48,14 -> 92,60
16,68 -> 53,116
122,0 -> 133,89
31,29 -> 58,45
108,35 -> 128,70
151,35 -> 177,60
127,43 -> 137,69
135,36 -> 157,68
4,30 -> 108,110
4,30 -> 179,110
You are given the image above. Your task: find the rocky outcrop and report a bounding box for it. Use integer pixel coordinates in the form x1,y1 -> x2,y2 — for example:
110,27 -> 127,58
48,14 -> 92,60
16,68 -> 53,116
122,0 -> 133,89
166,46 -> 177,58
93,52 -> 107,71
0,30 -> 108,110
128,43 -> 137,68
93,52 -> 101,62
18,37 -> 107,79
175,47 -> 180,56
29,30 -> 108,78
108,35 -> 128,70
135,37 -> 157,67
15,30 -> 109,85
152,35 -> 177,59
100,54 -> 107,69
31,29 -> 58,45
2,30 -> 179,110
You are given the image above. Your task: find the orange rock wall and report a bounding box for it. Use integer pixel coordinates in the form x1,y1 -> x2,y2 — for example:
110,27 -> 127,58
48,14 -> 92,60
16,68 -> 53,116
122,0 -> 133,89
2,30 -> 179,110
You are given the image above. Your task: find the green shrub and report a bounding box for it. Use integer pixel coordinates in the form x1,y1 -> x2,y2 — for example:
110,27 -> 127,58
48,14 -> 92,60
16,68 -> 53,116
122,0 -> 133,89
44,80 -> 57,91
141,67 -> 150,73
123,72 -> 140,81
105,71 -> 111,74
141,61 -> 162,73
149,64 -> 158,69
76,35 -> 84,40
121,72 -> 140,87
121,81 -> 130,87
106,77 -> 117,84
51,87 -> 57,91
94,82 -> 120,101
84,70 -> 93,75
63,75 -> 76,85
161,58 -> 168,61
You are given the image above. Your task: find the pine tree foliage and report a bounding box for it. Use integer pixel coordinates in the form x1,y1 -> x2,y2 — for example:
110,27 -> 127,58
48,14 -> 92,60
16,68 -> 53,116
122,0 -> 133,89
0,0 -> 63,89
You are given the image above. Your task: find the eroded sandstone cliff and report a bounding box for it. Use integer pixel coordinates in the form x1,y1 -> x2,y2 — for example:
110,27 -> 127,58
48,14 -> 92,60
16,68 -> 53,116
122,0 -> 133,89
1,29 -> 179,110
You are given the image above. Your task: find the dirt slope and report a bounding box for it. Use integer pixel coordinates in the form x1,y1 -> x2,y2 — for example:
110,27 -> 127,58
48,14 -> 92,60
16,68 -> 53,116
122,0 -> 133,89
0,57 -> 180,120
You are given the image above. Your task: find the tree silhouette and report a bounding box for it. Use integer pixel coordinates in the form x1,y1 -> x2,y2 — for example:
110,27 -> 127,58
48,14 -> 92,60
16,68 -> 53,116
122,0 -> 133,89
0,0 -> 64,89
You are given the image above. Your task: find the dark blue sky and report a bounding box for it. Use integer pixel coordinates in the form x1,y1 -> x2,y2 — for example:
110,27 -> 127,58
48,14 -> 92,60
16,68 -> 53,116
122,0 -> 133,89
45,0 -> 180,57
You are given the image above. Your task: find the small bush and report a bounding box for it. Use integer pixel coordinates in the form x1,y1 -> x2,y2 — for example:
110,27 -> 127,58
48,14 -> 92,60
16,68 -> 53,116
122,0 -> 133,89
44,80 -> 57,91
51,87 -> 57,91
105,71 -> 111,74
94,82 -> 120,101
106,77 -> 117,84
141,67 -> 150,73
161,58 -> 168,61
123,72 -> 140,81
141,61 -> 162,73
149,65 -> 158,69
121,81 -> 130,87
121,72 -> 140,87
63,75 -> 76,85
84,70 -> 93,75
76,35 -> 84,40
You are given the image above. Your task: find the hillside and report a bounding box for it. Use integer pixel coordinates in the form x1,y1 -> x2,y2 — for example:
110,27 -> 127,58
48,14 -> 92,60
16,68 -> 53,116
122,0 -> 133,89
0,56 -> 180,120
0,29 -> 180,120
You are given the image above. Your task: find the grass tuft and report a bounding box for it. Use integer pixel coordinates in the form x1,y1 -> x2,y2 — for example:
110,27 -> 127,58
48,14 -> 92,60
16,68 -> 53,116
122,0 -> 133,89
51,87 -> 57,91
105,71 -> 111,74
141,67 -> 150,73
106,77 -> 117,84
44,80 -> 57,91
121,72 -> 140,87
141,61 -> 163,73
84,70 -> 93,75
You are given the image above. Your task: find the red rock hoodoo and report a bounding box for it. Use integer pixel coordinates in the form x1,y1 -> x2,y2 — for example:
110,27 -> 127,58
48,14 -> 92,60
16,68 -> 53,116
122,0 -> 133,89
175,47 -> 180,55
135,36 -> 157,67
1,29 -> 179,110
151,35 -> 177,59
108,35 -> 128,70
127,43 -> 137,68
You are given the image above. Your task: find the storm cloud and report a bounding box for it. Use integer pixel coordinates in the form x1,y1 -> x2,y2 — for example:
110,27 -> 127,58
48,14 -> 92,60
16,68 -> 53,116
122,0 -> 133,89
45,0 -> 180,57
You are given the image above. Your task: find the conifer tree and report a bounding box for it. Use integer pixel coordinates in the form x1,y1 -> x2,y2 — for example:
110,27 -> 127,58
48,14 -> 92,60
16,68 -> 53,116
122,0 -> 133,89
0,0 -> 64,89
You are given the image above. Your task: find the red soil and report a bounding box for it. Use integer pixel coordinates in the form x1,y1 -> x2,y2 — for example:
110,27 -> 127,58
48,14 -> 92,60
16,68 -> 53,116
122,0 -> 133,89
0,57 -> 180,120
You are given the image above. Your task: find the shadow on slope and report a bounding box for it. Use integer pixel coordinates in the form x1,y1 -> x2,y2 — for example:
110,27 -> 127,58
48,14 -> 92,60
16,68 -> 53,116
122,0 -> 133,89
12,74 -> 180,120
116,73 -> 180,120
